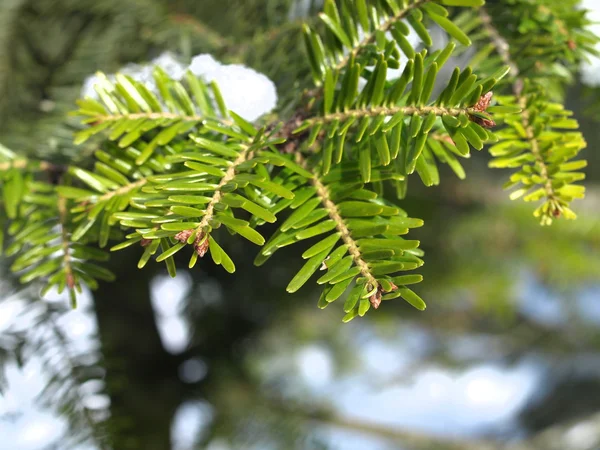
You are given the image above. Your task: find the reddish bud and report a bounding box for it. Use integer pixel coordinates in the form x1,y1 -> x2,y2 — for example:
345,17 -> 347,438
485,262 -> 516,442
66,272 -> 75,289
369,282 -> 398,309
469,92 -> 496,129
369,290 -> 382,309
175,229 -> 194,243
471,116 -> 497,129
473,91 -> 493,112
194,232 -> 210,257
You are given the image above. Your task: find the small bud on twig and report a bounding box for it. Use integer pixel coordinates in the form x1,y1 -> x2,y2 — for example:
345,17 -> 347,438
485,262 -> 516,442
66,272 -> 76,289
175,229 -> 194,244
194,232 -> 210,257
469,92 -> 496,129
369,282 -> 398,309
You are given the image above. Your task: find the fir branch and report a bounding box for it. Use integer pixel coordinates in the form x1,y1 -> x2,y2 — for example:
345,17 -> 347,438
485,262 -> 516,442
519,98 -> 558,210
93,111 -> 205,125
334,0 -> 431,72
309,163 -> 378,291
479,5 -> 550,183
264,153 -> 426,314
74,66 -> 235,150
479,5 -> 586,223
0,158 -> 62,173
305,105 -> 465,126
479,12 -> 558,209
474,0 -> 593,88
196,146 -> 253,234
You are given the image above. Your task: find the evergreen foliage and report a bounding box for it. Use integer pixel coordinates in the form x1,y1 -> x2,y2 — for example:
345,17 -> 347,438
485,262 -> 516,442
0,0 -> 597,320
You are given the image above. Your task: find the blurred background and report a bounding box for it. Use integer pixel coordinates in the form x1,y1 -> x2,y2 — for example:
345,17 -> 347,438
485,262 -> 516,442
1,0 -> 600,449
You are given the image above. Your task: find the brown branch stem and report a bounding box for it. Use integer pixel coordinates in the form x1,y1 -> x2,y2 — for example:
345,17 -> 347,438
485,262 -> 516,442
97,179 -> 147,203
94,111 -> 204,124
299,155 -> 378,291
519,99 -> 557,204
306,105 -> 466,127
0,158 -> 61,172
196,146 -> 251,233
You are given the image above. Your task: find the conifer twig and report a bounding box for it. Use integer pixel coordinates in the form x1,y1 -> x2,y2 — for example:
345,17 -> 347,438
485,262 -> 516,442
335,0 -> 431,71
296,154 -> 380,299
478,7 -> 558,216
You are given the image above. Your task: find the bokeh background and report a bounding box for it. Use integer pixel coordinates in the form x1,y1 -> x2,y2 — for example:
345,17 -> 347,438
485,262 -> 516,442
1,0 -> 600,449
